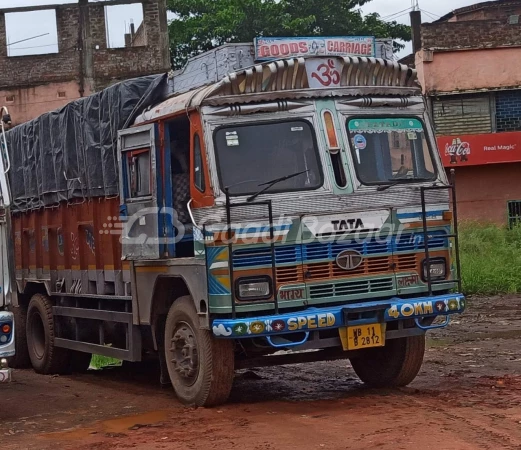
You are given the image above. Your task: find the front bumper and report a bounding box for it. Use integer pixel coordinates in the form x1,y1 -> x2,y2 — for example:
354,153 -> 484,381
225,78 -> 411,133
211,293 -> 465,338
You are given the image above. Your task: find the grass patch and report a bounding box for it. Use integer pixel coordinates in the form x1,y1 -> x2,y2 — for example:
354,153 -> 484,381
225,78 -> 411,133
459,222 -> 521,295
89,354 -> 123,370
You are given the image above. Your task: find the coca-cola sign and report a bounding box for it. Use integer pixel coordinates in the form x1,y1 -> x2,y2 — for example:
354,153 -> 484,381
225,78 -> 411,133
438,132 -> 521,167
445,138 -> 471,164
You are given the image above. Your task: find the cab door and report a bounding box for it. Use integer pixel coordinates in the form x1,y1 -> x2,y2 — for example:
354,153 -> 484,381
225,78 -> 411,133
118,124 -> 164,260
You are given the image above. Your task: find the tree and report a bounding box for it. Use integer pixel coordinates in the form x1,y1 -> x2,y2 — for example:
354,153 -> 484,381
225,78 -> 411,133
167,0 -> 411,69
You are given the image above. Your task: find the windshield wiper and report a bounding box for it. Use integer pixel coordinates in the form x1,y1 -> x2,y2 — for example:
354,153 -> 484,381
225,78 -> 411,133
377,180 -> 402,192
246,170 -> 309,203
376,178 -> 432,192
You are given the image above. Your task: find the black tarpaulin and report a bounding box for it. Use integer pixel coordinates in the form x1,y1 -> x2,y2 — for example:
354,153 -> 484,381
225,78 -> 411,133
5,73 -> 168,212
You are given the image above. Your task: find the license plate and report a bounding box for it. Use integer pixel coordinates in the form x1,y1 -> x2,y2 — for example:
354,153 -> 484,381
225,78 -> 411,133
339,324 -> 385,351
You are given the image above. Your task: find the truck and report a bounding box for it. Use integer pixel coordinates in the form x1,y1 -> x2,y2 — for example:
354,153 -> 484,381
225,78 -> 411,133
4,43 -> 465,406
0,107 -> 16,382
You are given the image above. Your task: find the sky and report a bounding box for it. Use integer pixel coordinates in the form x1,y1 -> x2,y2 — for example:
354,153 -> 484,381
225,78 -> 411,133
0,0 -> 483,57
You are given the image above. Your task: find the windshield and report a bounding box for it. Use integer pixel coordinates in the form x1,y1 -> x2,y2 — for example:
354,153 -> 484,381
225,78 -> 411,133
347,118 -> 436,185
214,120 -> 323,196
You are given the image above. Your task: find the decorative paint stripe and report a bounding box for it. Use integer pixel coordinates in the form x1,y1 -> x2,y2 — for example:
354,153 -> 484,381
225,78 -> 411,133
135,267 -> 169,274
234,229 -> 290,239
208,223 -> 292,234
397,205 -> 449,224
210,261 -> 230,270
208,274 -> 230,295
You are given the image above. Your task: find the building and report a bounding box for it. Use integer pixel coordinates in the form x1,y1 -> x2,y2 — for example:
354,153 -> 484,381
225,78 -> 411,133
412,0 -> 521,225
0,0 -> 170,126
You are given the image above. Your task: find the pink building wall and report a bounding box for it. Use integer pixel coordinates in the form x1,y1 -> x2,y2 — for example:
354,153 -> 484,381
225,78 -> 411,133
416,47 -> 521,95
0,82 -> 91,126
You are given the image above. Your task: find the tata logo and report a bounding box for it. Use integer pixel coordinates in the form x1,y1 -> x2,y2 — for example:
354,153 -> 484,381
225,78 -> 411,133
332,219 -> 365,231
335,249 -> 363,271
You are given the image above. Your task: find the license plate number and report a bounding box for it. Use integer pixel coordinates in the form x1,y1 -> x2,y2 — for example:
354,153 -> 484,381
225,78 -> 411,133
339,324 -> 385,351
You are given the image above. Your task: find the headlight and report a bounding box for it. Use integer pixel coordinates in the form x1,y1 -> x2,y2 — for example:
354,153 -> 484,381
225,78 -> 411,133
236,277 -> 272,301
422,258 -> 447,281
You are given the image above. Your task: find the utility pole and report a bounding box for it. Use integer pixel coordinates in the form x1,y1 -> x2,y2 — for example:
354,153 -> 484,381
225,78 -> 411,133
410,1 -> 422,55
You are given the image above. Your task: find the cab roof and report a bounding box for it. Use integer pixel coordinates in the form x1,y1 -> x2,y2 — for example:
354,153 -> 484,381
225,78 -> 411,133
134,56 -> 419,125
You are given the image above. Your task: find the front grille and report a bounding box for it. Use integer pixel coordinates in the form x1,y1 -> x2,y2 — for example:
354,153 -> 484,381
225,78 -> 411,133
309,277 -> 394,299
305,256 -> 390,280
276,265 -> 304,284
232,231 -> 448,269
303,239 -> 389,260
394,231 -> 448,252
303,253 -> 420,281
233,245 -> 301,268
396,253 -> 417,271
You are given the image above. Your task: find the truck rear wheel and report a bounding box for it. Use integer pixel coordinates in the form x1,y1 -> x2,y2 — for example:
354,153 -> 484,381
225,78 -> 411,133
26,293 -> 70,375
164,296 -> 234,407
350,335 -> 425,388
7,305 -> 31,368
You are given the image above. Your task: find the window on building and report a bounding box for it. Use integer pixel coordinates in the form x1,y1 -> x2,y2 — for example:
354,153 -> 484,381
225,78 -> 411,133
507,201 -> 521,228
495,90 -> 521,132
105,3 -> 145,49
432,94 -> 492,136
5,10 -> 59,57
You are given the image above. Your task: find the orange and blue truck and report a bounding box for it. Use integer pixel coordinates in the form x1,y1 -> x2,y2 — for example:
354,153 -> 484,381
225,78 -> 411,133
2,41 -> 465,405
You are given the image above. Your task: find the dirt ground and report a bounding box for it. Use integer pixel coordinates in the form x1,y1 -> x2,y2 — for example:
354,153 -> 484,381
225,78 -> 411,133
2,296 -> 521,450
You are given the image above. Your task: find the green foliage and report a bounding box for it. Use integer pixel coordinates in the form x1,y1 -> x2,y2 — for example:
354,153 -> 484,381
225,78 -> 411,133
460,222 -> 521,295
90,354 -> 122,370
167,0 -> 411,69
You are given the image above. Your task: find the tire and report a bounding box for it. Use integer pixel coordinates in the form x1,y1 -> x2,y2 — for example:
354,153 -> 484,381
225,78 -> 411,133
164,296 -> 234,407
7,305 -> 31,368
26,293 -> 71,374
350,335 -> 425,388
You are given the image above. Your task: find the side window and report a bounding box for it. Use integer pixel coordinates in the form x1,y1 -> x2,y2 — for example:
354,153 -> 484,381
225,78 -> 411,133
193,134 -> 206,192
127,149 -> 151,198
322,110 -> 347,189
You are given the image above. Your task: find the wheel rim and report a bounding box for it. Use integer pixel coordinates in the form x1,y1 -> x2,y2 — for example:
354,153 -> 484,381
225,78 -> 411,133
169,321 -> 199,387
29,311 -> 46,360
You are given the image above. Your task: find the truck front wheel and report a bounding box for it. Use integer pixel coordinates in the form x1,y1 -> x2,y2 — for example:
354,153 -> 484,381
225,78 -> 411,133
164,296 -> 234,407
349,335 -> 425,387
26,294 -> 70,374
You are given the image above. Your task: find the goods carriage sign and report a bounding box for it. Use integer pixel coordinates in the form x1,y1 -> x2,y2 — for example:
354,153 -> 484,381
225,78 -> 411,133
254,36 -> 376,61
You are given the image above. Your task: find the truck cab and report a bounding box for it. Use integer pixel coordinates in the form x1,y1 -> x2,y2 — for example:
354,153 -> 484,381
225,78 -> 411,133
120,53 -> 465,404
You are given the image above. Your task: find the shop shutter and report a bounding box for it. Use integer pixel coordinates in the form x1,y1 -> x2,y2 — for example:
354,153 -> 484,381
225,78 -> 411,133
433,94 -> 492,136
